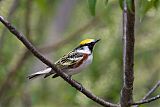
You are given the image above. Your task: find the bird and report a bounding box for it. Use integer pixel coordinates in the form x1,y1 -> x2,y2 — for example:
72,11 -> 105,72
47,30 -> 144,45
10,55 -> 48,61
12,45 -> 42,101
28,39 -> 100,79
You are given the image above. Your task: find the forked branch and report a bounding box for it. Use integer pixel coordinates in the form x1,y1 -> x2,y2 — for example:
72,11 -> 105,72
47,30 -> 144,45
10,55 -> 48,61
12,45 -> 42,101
132,94 -> 160,106
132,80 -> 160,106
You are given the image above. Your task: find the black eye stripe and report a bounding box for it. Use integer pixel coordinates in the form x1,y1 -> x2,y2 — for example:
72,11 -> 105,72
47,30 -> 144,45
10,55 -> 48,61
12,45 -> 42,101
74,42 -> 95,51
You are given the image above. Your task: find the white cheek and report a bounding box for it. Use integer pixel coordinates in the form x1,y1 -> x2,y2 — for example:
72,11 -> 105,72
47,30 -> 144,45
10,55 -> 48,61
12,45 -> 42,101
77,46 -> 91,54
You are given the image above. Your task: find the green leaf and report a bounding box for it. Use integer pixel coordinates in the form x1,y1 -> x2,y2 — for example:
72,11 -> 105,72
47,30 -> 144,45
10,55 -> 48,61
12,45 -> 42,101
138,0 -> 157,21
88,0 -> 97,16
119,0 -> 123,10
119,0 -> 134,12
154,0 -> 160,9
127,0 -> 134,13
105,0 -> 109,7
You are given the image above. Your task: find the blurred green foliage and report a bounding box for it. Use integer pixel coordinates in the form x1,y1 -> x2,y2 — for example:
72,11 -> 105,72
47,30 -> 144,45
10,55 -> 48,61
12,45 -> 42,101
88,0 -> 97,16
0,0 -> 160,107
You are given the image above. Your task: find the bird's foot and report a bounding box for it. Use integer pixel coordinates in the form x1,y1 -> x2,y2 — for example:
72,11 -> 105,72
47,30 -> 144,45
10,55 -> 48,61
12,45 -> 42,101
75,81 -> 83,92
67,75 -> 72,80
72,80 -> 83,91
67,75 -> 83,91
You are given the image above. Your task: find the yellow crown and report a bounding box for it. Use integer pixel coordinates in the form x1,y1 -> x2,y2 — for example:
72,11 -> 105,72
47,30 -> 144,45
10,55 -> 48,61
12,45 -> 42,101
80,39 -> 94,45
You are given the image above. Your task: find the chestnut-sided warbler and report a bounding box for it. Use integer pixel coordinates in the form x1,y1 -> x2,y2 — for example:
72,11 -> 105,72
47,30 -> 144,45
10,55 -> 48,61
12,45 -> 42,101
28,39 -> 100,79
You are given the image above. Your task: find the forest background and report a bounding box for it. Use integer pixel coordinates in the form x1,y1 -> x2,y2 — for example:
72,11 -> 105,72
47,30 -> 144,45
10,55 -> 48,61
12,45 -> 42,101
0,0 -> 159,107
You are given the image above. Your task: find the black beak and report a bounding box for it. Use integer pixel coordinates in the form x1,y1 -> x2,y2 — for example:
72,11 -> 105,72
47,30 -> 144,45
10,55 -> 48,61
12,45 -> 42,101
88,39 -> 100,52
94,39 -> 100,44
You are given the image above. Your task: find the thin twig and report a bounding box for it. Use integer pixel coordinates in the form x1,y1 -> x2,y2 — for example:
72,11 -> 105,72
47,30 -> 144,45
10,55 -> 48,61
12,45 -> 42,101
120,0 -> 135,107
140,81 -> 160,101
0,16 -> 119,107
133,80 -> 160,107
132,94 -> 160,106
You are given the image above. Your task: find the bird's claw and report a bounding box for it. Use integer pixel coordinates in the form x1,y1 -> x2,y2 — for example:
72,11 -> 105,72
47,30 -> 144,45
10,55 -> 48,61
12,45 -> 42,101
67,75 -> 72,80
67,75 -> 83,91
75,81 -> 83,91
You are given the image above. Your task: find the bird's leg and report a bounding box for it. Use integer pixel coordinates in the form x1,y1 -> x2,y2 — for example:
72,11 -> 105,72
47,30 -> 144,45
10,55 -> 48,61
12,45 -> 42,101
67,75 -> 72,80
67,75 -> 83,91
66,75 -> 83,91
76,81 -> 83,92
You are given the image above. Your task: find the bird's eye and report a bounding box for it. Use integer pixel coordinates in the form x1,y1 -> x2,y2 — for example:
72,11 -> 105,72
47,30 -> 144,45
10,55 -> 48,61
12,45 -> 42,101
80,47 -> 84,50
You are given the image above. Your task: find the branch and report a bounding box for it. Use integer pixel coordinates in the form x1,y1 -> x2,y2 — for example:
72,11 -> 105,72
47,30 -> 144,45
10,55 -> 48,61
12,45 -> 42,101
131,94 -> 160,106
120,0 -> 135,107
0,16 -> 99,99
0,16 -> 119,107
133,81 -> 160,107
140,81 -> 160,101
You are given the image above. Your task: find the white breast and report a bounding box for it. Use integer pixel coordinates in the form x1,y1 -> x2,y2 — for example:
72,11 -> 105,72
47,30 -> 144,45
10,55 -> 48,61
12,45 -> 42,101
67,54 -> 93,75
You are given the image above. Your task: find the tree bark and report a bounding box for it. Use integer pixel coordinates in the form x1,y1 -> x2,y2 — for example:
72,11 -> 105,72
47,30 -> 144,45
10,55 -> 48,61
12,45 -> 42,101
120,0 -> 135,107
